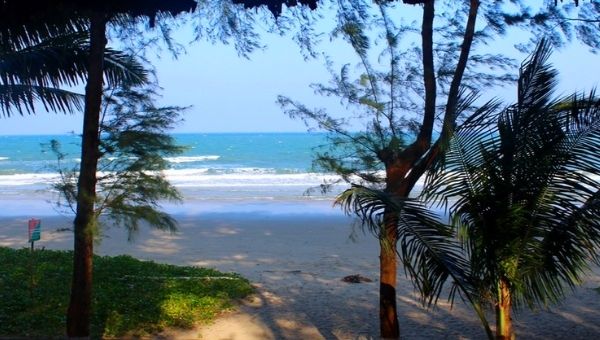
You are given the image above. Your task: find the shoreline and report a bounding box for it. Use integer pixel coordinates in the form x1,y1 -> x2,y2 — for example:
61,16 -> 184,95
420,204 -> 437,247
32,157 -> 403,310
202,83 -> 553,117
0,195 -> 344,217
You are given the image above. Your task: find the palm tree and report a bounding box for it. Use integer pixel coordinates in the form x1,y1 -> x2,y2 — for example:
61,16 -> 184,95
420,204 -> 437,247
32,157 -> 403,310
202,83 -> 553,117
336,185 -> 493,336
423,39 -> 600,339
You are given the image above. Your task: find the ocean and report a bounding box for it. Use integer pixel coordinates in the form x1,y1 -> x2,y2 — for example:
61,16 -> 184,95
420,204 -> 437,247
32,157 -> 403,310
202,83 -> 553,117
0,133 -> 348,216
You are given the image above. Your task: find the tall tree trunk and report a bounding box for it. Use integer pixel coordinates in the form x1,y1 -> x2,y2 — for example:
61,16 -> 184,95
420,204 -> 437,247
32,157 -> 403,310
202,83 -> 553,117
442,0 -> 479,132
380,207 -> 399,338
495,277 -> 514,340
66,13 -> 107,338
417,0 -> 436,145
377,0 -> 481,338
379,161 -> 413,339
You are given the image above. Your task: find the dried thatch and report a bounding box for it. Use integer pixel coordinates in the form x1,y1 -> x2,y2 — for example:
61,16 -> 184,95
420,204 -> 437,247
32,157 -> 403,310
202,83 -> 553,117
0,0 -> 196,48
232,0 -> 318,16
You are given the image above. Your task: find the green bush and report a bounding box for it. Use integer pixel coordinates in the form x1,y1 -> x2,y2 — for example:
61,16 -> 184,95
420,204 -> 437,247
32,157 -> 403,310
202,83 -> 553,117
0,247 -> 253,338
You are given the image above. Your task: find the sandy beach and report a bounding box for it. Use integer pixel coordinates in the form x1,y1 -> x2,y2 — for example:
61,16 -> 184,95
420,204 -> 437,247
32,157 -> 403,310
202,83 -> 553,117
1,206 -> 600,339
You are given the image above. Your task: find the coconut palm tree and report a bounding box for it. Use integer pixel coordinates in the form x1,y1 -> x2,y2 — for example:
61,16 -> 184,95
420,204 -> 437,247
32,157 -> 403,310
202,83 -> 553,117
336,185 -> 492,336
423,39 -> 600,339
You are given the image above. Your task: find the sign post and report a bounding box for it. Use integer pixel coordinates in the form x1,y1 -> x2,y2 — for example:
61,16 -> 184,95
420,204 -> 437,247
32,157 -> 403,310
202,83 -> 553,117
28,219 -> 41,251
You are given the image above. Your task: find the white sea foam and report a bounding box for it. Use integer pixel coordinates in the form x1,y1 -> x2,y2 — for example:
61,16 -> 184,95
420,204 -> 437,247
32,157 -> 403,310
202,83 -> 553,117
0,157 -> 8,161
0,173 -> 60,186
0,168 -> 428,201
0,169 -> 346,203
105,156 -> 138,161
0,169 -> 340,188
166,155 -> 220,163
162,169 -> 343,188
0,168 -> 418,188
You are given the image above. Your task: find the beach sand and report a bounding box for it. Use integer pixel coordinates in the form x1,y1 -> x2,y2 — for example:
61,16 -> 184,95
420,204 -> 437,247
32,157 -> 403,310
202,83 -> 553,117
1,211 -> 600,339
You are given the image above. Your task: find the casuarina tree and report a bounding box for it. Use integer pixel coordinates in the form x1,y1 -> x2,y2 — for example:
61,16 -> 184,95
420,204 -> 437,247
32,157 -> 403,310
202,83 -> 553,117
280,0 -> 600,338
50,81 -> 186,242
1,1 -> 196,337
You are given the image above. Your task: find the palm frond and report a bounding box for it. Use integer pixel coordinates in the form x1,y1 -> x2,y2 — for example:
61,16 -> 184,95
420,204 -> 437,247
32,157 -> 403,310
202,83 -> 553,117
0,32 -> 147,88
336,186 -> 472,301
0,85 -> 83,117
517,38 -> 557,111
514,90 -> 600,308
102,48 -> 149,87
0,10 -> 89,51
423,39 -> 600,317
0,32 -> 90,88
423,98 -> 502,211
0,31 -> 148,117
336,185 -> 494,337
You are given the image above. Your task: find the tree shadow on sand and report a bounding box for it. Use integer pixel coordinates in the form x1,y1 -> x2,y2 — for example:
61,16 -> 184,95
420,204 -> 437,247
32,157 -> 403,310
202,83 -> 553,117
164,214 -> 600,339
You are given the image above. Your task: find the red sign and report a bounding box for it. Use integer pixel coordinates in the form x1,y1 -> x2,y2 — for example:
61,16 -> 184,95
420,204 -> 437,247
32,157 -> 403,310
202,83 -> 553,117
28,219 -> 41,242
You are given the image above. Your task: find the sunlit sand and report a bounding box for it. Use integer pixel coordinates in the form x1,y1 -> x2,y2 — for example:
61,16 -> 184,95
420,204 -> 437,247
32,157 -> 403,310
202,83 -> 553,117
1,208 -> 599,339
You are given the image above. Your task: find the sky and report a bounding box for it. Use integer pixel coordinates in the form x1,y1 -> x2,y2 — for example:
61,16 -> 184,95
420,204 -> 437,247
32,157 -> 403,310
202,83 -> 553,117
0,4 -> 599,135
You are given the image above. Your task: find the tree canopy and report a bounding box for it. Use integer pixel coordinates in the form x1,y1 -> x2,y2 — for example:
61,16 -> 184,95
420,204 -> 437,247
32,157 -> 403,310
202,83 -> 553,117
280,0 -> 600,338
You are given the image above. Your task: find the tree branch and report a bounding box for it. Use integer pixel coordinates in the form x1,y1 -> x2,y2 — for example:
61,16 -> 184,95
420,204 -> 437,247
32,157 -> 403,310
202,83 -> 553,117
379,3 -> 399,136
416,0 -> 436,148
441,0 -> 480,143
558,17 -> 600,23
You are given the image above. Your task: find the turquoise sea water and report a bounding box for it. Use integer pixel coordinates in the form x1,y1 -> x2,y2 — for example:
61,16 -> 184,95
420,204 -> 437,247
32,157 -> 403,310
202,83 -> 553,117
0,133 -> 350,215
0,133 -> 327,175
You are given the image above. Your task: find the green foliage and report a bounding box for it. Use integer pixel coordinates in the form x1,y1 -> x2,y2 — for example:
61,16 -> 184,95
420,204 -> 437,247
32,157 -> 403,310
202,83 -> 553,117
281,0 -> 600,183
50,82 -> 186,240
191,0 -> 325,59
193,0 -> 263,57
335,184 -> 493,337
279,0 -> 524,188
279,1 -> 505,316
423,40 -> 600,334
337,186 -> 470,300
0,247 -> 252,338
280,4 -> 513,328
0,30 -> 149,117
488,0 -> 600,51
280,0 -> 600,337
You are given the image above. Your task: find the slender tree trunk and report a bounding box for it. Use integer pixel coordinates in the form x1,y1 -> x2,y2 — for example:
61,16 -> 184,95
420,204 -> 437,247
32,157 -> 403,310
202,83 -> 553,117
442,0 -> 480,131
380,206 -> 400,338
495,277 -> 514,340
417,0 -> 436,144
378,161 -> 413,339
375,0 -> 482,338
66,14 -> 107,338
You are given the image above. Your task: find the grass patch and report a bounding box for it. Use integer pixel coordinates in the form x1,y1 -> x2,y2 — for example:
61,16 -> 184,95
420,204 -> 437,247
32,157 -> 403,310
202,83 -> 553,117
0,247 -> 253,338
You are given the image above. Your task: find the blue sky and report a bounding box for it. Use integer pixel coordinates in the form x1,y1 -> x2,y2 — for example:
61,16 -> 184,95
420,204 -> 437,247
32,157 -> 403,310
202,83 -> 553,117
0,27 -> 346,135
0,6 -> 598,135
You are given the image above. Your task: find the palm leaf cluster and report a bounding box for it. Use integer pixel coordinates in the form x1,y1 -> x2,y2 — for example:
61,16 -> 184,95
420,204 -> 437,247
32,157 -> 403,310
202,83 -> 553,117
337,185 -> 476,302
336,184 -> 495,337
0,30 -> 149,117
339,40 -> 600,338
424,38 -> 600,314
